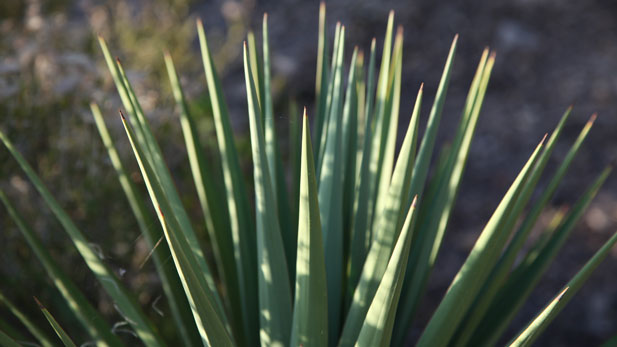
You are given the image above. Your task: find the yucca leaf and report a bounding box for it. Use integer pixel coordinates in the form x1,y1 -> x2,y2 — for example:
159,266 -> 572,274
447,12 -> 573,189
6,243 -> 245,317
498,111 -> 595,271
197,20 -> 259,345
0,290 -> 54,347
355,197 -> 417,347
99,39 -> 227,322
317,22 -> 342,170
90,103 -> 200,346
261,14 -> 295,272
453,106 -> 582,346
121,112 -> 234,346
289,99 -> 302,229
371,27 -> 404,230
290,109 -> 328,347
0,329 -> 21,347
0,190 -> 120,346
417,134 -> 547,347
34,298 -> 77,347
0,130 -> 163,346
339,84 -> 422,346
316,25 -> 346,345
469,165 -> 612,346
348,39 -> 377,291
314,2 -> 329,155
404,34 -> 458,215
393,50 -> 494,345
163,54 -> 246,344
363,11 -> 395,232
509,226 -> 617,347
340,47 -> 360,293
243,43 -> 293,347
247,30 -> 264,114
362,38 -> 377,142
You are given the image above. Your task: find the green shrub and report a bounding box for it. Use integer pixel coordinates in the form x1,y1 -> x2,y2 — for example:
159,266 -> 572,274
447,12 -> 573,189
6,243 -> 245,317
1,3 -> 615,347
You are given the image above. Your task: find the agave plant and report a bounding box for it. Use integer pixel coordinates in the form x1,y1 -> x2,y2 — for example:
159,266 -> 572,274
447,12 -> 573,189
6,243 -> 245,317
1,3 -> 616,347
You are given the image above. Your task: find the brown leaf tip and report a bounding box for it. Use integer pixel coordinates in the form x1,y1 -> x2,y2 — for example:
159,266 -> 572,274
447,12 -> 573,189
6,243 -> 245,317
588,113 -> 598,124
411,195 -> 418,208
33,296 -> 44,309
119,109 -> 126,120
303,106 -> 308,119
419,82 -> 424,92
540,133 -> 549,145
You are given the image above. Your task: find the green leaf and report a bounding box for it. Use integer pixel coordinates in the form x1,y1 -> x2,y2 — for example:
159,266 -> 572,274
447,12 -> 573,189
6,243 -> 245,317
417,133 -> 547,347
348,39 -> 378,296
261,14 -> 295,274
453,106 -> 581,346
163,54 -> 246,345
469,165 -> 612,346
371,27 -> 404,233
509,225 -> 617,347
121,112 -> 234,346
0,329 -> 21,347
290,110 -> 328,347
99,38 -> 227,320
404,34 -> 458,216
0,190 -> 120,347
90,103 -> 200,346
340,84 -> 422,346
34,298 -> 77,347
314,2 -> 329,155
0,290 -> 54,347
355,196 -> 418,347
317,25 -> 346,345
393,49 -> 494,345
243,42 -> 293,347
196,20 -> 258,345
363,11 -> 395,232
0,130 -> 163,346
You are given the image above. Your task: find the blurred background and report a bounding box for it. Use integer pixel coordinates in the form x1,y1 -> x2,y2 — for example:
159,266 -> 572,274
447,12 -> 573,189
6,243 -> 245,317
1,0 -> 616,345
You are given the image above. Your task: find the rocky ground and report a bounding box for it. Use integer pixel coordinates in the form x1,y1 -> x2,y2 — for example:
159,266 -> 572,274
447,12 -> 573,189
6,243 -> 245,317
1,0 -> 617,345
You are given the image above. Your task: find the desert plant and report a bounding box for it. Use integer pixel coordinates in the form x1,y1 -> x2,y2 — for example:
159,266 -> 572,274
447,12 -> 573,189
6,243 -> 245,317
1,3 -> 616,347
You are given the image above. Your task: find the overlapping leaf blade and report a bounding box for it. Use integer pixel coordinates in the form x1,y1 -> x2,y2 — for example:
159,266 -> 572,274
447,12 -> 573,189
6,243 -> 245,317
121,112 -> 234,346
290,110 -> 328,347
417,134 -> 547,347
355,197 -> 417,347
196,24 -> 258,345
0,130 -> 164,346
90,103 -> 200,346
243,43 -> 293,347
0,190 -> 120,347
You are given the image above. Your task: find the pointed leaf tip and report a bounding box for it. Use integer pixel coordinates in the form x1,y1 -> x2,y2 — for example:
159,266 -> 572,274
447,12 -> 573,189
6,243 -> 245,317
411,195 -> 418,208
541,133 -> 549,145
33,296 -> 44,309
588,113 -> 598,124
119,110 -> 126,120
419,82 -> 424,91
556,287 -> 569,301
